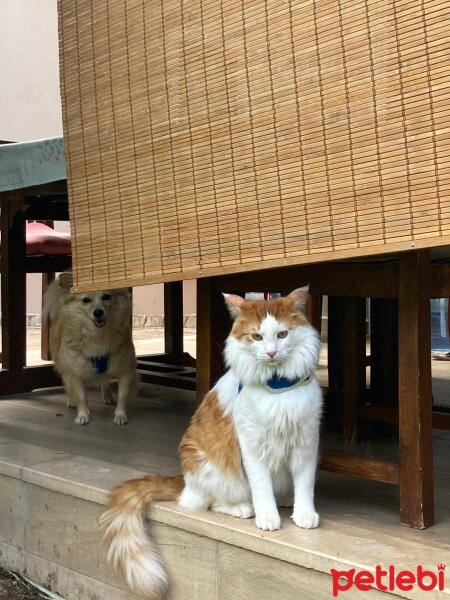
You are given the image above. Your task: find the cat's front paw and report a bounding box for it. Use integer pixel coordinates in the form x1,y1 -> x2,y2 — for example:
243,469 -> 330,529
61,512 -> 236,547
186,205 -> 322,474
292,510 -> 320,529
255,510 -> 281,531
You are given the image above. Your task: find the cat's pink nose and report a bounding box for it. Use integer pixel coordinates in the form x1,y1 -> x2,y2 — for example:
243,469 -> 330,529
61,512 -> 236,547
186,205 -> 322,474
266,350 -> 277,359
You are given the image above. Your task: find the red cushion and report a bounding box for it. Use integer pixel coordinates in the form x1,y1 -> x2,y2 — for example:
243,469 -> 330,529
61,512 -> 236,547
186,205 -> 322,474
25,222 -> 71,255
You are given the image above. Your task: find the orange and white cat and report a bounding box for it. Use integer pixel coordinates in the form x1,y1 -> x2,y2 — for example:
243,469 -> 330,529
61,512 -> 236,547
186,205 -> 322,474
100,289 -> 322,597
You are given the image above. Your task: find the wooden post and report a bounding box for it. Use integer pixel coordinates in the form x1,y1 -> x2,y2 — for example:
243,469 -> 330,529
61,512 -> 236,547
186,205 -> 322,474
370,298 -> 398,406
326,296 -> 343,414
341,297 -> 366,444
196,277 -> 230,405
306,291 -> 322,335
398,250 -> 434,528
1,195 -> 27,376
163,281 -> 184,358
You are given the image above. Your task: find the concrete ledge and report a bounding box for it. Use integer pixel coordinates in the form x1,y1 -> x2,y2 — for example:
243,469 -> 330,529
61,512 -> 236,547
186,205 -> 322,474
0,541 -> 129,600
0,473 -> 394,600
0,445 -> 435,600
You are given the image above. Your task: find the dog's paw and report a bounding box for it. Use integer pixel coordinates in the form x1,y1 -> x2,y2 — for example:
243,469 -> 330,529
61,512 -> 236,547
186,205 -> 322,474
114,412 -> 128,426
75,413 -> 90,426
255,510 -> 281,531
292,510 -> 319,529
102,387 -> 116,405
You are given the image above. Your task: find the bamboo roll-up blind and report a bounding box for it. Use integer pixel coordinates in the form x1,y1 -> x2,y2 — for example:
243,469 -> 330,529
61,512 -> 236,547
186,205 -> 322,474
59,0 -> 450,292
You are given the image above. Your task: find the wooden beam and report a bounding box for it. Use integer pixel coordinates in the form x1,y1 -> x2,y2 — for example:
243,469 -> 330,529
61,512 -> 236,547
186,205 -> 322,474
360,403 -> 450,431
211,263 -> 399,298
431,264 -> 450,298
320,450 -> 399,484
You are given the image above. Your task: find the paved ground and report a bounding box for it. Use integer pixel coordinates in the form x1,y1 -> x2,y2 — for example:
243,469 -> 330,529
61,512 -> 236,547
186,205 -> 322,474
7,326 -> 450,406
23,326 -> 197,365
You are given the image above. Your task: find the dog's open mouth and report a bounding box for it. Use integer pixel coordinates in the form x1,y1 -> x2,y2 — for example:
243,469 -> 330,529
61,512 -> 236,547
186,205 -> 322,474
94,319 -> 106,328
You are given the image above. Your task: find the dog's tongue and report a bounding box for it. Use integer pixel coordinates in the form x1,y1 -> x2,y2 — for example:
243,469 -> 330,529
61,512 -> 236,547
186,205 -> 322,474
94,319 -> 106,328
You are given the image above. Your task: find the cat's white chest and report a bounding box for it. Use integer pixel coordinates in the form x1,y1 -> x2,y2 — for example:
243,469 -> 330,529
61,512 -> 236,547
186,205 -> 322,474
234,381 -> 320,471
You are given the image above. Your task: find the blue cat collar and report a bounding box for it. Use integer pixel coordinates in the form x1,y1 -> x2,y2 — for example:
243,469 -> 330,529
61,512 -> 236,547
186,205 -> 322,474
238,373 -> 313,395
264,374 -> 313,393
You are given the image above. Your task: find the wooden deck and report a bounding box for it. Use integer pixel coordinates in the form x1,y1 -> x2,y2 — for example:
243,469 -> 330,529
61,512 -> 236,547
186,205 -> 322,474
0,377 -> 448,600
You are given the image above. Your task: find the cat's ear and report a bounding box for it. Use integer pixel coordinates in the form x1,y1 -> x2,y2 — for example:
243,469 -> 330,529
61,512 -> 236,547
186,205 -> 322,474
222,293 -> 245,318
287,286 -> 309,312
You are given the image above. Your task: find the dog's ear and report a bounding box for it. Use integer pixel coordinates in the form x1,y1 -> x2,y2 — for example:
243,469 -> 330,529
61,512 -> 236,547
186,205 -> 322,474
59,272 -> 73,291
113,288 -> 132,301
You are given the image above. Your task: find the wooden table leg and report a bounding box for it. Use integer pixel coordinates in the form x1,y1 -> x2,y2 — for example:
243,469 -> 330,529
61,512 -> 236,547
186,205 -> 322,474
327,296 -> 343,405
370,298 -> 398,406
306,291 -> 322,335
398,250 -> 434,528
341,297 -> 366,444
196,277 -> 230,405
163,281 -> 184,358
1,194 -> 27,391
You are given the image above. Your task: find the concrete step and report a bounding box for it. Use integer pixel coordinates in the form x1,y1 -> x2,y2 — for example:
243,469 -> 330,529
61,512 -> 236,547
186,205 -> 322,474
0,437 -> 446,600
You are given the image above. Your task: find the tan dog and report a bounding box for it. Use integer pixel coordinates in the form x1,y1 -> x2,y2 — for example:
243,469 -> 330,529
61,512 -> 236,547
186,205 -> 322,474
43,272 -> 139,425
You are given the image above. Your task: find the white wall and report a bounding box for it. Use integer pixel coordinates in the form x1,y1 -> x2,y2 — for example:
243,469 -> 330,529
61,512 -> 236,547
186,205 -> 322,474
0,0 -> 63,141
133,280 -> 197,315
1,1 -> 197,320
26,276 -> 197,317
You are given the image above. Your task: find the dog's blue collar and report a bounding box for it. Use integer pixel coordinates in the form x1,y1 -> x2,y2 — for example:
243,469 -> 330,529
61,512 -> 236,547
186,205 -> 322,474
238,373 -> 313,395
90,354 -> 110,374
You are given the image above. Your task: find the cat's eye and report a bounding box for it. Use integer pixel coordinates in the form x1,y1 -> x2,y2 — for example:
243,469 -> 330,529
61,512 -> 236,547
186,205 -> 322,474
277,330 -> 288,339
251,333 -> 263,341
82,297 -> 91,304
101,293 -> 111,301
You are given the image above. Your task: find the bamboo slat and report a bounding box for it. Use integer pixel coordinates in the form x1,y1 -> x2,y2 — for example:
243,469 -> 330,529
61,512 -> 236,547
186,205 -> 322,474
59,0 -> 450,291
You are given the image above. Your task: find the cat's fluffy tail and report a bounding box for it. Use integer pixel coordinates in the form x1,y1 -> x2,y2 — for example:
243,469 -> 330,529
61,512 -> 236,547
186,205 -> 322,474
100,474 -> 184,597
